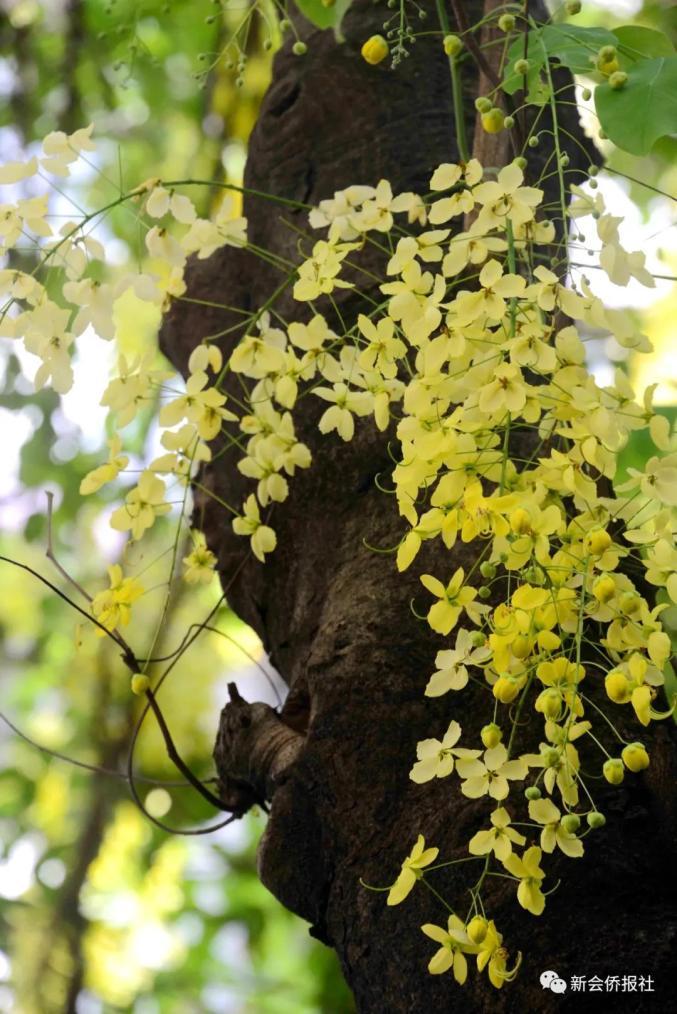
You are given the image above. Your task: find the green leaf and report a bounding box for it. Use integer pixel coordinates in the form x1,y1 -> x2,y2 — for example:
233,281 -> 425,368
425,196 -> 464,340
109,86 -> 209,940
614,25 -> 675,70
595,56 -> 677,156
503,25 -> 617,94
293,0 -> 352,33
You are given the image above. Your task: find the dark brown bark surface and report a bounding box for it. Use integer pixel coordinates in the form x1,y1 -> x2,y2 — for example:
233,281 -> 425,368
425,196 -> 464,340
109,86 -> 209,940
160,4 -> 677,1011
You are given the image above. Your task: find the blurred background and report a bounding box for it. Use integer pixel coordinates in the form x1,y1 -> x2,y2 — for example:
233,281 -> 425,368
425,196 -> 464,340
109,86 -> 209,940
0,0 -> 674,1011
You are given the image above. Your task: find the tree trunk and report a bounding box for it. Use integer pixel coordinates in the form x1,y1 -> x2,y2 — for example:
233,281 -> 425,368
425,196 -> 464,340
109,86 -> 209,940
160,3 -> 677,1010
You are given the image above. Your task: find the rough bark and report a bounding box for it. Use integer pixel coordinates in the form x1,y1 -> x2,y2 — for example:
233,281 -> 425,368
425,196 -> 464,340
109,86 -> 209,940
160,3 -> 677,1011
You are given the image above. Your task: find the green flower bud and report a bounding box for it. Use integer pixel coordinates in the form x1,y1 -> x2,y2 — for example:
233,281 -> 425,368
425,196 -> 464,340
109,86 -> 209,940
292,41 -> 308,56
525,786 -> 542,800
478,585 -> 492,599
543,747 -> 560,768
470,631 -> 486,647
565,0 -> 582,14
481,108 -> 505,134
582,87 -> 592,100
475,96 -> 492,113
609,71 -> 628,90
587,811 -> 606,829
603,758 -> 625,785
504,115 -> 515,129
131,673 -> 150,696
498,14 -> 515,32
560,813 -> 581,834
443,34 -> 463,57
528,134 -> 539,148
480,561 -> 496,579
514,156 -> 527,170
481,723 -> 502,749
514,58 -> 529,76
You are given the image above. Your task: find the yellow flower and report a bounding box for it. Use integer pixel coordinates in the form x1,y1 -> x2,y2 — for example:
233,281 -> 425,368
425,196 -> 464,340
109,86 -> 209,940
452,259 -> 526,327
387,835 -> 439,906
80,435 -> 128,495
456,745 -> 528,800
182,532 -> 217,584
528,798 -> 584,857
410,720 -> 480,783
361,35 -> 389,66
622,742 -> 650,772
478,362 -> 528,416
473,162 -> 543,231
232,494 -> 276,562
91,564 -> 144,635
420,568 -> 481,635
110,470 -> 171,541
468,806 -> 525,862
421,915 -> 476,983
503,845 -> 546,915
476,921 -> 521,989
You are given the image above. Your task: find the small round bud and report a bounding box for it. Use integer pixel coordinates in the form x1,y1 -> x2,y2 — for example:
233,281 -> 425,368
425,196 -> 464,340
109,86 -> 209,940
482,108 -> 505,133
588,164 -> 599,176
609,71 -> 628,90
235,76 -> 244,88
525,786 -> 542,800
560,813 -> 581,834
585,528 -> 611,555
536,688 -> 562,720
478,585 -> 492,600
498,14 -> 515,32
475,96 -> 493,113
587,811 -> 606,829
565,0 -> 582,13
603,758 -> 625,785
131,673 -> 150,696
467,916 -> 488,944
470,631 -> 486,647
481,723 -> 502,749
480,561 -> 496,579
361,34 -> 389,65
581,87 -> 592,100
280,18 -> 291,31
493,676 -> 520,704
528,134 -> 539,148
503,115 -> 515,129
622,742 -> 650,772
514,58 -> 529,76
560,153 -> 570,167
543,747 -> 560,768
514,156 -> 527,170
589,179 -> 599,190
443,34 -> 463,57
599,45 -> 616,62
263,38 -> 273,51
605,670 -> 631,704
292,41 -> 308,56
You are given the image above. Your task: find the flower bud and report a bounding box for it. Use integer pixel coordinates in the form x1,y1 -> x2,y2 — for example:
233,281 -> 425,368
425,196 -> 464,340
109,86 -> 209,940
525,786 -> 541,800
511,635 -> 532,660
493,676 -> 520,704
480,561 -> 496,579
560,813 -> 581,834
131,673 -> 150,695
481,723 -> 502,749
536,688 -> 562,719
542,747 -> 560,768
467,916 -> 488,944
609,71 -> 628,90
585,528 -> 611,555
603,758 -> 625,785
443,34 -> 463,57
565,0 -> 582,13
587,811 -> 606,829
528,135 -> 540,148
475,96 -> 492,113
582,87 -> 592,100
361,35 -> 389,65
605,670 -> 631,704
470,631 -> 486,647
622,742 -> 650,772
481,108 -> 505,134
514,58 -> 529,75
292,41 -> 308,56
504,115 -> 515,129
478,585 -> 492,599
498,14 -> 515,32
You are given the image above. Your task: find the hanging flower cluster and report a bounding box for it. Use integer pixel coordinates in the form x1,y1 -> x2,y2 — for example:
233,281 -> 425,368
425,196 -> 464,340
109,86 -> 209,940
1,119 -> 675,991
